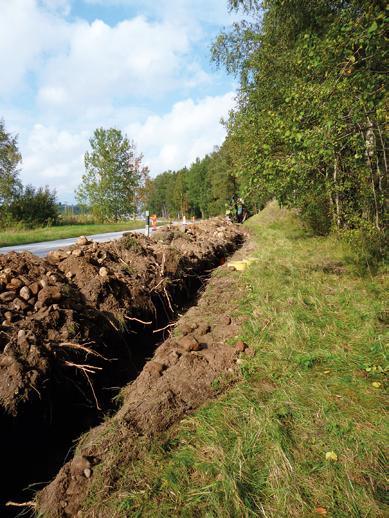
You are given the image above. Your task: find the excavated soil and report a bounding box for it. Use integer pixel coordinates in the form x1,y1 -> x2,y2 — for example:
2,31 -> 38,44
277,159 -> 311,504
36,237 -> 253,518
0,219 -> 245,515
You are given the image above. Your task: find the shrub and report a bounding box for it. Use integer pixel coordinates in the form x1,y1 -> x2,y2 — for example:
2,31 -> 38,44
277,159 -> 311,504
9,185 -> 59,228
299,194 -> 332,236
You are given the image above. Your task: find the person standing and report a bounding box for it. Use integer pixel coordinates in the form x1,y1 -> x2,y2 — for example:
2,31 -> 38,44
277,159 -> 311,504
237,198 -> 244,223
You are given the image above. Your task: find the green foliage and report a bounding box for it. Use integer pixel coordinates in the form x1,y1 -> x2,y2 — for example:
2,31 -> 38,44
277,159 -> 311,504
0,119 -> 22,212
186,156 -> 211,218
121,234 -> 144,255
145,146 -> 238,218
76,128 -> 149,222
211,0 -> 387,258
146,169 -> 186,218
0,119 -> 60,229
299,192 -> 332,236
9,184 -> 59,228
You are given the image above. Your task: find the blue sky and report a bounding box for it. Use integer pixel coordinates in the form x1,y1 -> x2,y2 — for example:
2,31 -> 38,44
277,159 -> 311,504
0,0 -> 239,202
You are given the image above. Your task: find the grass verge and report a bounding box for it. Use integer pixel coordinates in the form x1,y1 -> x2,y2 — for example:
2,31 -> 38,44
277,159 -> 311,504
0,221 -> 147,247
85,205 -> 388,518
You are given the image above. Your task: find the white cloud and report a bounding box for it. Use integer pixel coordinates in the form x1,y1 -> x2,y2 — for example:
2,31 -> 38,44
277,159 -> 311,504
0,0 -> 70,96
1,0 -> 237,202
38,15 -> 203,111
19,93 -> 235,201
0,0 -> 211,105
126,92 -> 235,174
22,124 -> 89,199
40,0 -> 71,15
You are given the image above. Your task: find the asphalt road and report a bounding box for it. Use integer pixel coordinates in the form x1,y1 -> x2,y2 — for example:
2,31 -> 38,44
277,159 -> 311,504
0,226 -> 149,257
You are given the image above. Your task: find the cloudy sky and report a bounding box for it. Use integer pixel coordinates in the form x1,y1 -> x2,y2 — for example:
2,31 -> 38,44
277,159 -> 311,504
0,0 -> 238,202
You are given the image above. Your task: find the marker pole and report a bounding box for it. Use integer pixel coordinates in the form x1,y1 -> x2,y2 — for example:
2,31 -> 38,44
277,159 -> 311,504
145,210 -> 150,237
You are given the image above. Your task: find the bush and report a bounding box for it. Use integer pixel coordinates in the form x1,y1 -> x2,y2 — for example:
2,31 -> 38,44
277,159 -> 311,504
299,194 -> 332,236
9,185 -> 59,228
341,222 -> 387,275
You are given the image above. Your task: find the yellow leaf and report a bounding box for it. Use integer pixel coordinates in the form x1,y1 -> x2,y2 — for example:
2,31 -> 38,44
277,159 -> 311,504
227,257 -> 259,272
325,451 -> 338,461
372,382 -> 381,388
227,260 -> 247,271
315,507 -> 328,515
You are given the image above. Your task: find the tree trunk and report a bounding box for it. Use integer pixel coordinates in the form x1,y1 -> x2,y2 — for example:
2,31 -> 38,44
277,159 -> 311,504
333,156 -> 341,228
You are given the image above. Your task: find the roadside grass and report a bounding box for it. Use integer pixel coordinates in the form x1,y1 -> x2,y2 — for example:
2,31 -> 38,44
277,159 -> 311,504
87,205 -> 388,517
0,221 -> 146,247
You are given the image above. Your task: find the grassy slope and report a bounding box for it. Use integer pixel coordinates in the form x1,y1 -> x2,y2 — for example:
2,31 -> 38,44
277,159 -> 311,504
88,206 -> 388,518
0,221 -> 146,247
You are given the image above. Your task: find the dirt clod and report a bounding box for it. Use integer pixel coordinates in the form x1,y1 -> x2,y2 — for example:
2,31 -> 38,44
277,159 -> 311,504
180,323 -> 192,336
145,362 -> 165,377
221,315 -> 232,326
76,236 -> 91,247
196,322 -> 211,336
70,456 -> 91,477
37,286 -> 62,306
0,291 -> 16,303
235,340 -> 248,353
179,335 -> 201,352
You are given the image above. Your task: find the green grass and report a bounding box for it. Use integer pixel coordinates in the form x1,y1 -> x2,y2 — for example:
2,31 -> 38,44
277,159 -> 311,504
0,221 -> 147,247
84,205 -> 388,517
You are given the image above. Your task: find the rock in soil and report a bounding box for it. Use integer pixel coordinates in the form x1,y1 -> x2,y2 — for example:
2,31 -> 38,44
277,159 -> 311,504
76,236 -> 91,246
235,340 -> 248,353
196,322 -> 211,336
0,291 -> 16,303
179,335 -> 201,352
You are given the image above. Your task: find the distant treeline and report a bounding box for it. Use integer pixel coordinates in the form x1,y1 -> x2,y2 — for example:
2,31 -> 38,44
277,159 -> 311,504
144,147 -> 242,219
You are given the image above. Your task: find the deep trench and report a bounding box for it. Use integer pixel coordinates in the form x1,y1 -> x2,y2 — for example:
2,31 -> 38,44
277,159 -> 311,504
1,256 -> 224,517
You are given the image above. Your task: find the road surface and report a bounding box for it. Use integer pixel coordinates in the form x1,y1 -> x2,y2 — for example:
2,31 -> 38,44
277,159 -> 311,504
0,227 -> 149,257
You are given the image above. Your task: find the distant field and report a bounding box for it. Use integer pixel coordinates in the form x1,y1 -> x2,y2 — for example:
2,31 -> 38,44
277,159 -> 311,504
0,221 -> 147,247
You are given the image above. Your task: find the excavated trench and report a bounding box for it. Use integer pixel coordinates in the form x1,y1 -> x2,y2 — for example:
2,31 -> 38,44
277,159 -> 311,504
0,220 -> 245,517
2,273 -> 206,516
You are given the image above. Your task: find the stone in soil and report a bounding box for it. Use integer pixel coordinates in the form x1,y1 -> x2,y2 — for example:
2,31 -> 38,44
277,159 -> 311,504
179,335 -> 201,352
235,340 -> 248,353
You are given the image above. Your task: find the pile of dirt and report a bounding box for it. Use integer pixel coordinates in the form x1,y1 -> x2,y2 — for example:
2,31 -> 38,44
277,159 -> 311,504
0,251 -> 114,416
36,239 -> 254,517
0,219 -> 244,418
